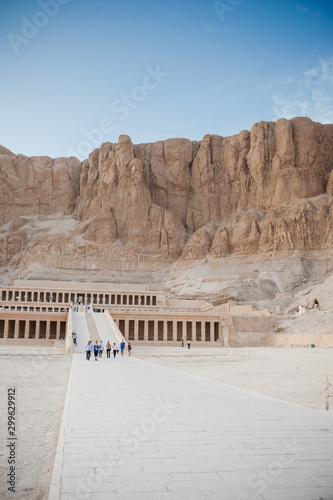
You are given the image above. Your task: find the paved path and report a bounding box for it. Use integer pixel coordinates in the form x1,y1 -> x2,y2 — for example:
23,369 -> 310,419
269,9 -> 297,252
72,312 -> 90,353
49,353 -> 333,500
93,312 -> 119,346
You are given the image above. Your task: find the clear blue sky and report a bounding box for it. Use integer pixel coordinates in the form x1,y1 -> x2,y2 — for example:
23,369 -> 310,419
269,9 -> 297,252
0,0 -> 332,159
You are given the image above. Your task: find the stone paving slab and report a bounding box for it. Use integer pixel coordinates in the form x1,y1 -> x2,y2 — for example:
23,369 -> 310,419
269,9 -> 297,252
48,353 -> 333,500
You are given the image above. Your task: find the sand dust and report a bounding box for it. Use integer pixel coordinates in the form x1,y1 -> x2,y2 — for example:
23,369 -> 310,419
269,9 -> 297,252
0,355 -> 71,500
144,347 -> 333,411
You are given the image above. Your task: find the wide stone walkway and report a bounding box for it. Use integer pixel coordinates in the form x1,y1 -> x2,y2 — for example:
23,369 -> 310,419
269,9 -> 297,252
48,353 -> 333,500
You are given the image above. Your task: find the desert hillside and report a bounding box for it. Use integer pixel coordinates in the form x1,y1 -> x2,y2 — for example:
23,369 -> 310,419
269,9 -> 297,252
1,116 -> 333,315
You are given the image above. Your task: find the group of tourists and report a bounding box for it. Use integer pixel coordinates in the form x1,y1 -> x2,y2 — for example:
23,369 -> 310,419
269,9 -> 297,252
70,301 -> 92,312
85,339 -> 132,361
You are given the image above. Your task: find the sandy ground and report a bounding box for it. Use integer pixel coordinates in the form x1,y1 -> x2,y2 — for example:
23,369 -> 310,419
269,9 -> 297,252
0,355 -> 71,500
144,347 -> 333,411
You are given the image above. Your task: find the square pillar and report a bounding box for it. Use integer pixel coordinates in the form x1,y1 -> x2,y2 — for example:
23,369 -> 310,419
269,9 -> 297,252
211,321 -> 215,343
144,320 -> 148,341
154,320 -> 158,342
24,320 -> 29,339
163,321 -> 167,342
134,319 -> 139,341
56,321 -> 61,339
46,321 -> 51,339
14,319 -> 19,339
4,319 -> 9,338
172,321 -> 177,342
36,321 -> 40,339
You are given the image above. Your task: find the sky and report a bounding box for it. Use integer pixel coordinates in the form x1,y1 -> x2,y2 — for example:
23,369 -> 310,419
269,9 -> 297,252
0,0 -> 333,159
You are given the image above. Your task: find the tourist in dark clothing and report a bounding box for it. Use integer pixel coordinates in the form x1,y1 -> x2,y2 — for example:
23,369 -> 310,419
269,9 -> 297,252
93,341 -> 99,361
106,341 -> 111,358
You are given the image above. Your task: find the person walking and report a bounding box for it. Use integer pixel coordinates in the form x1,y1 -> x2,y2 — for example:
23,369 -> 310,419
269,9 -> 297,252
120,339 -> 126,356
85,341 -> 93,360
106,341 -> 111,358
181,339 -> 184,347
113,343 -> 117,358
93,341 -> 99,361
127,342 -> 132,356
99,341 -> 104,358
73,333 -> 77,345
187,339 -> 191,349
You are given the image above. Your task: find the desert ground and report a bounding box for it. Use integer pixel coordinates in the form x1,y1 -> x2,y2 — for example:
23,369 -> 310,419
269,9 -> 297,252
143,346 -> 333,410
0,355 -> 71,500
0,347 -> 332,499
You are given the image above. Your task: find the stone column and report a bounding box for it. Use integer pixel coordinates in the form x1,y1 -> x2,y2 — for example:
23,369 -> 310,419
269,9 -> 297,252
134,319 -> 139,341
14,320 -> 19,339
24,320 -> 29,339
172,321 -> 177,342
125,319 -> 129,339
201,321 -> 205,343
144,320 -> 148,341
154,320 -> 158,342
163,321 -> 167,342
4,319 -> 9,338
56,321 -> 61,339
211,321 -> 215,343
46,321 -> 51,340
183,320 -> 187,341
36,321 -> 40,339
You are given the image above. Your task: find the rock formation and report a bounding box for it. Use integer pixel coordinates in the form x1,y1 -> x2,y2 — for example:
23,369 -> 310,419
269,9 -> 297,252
1,116 -> 333,308
0,149 -> 81,225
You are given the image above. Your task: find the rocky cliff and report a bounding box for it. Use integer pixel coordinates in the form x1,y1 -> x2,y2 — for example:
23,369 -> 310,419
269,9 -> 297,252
1,116 -> 333,307
75,116 -> 333,260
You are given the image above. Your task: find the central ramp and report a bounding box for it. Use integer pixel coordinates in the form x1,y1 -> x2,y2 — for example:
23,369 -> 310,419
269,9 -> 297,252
71,312 -> 90,353
49,353 -> 333,499
92,311 -> 120,346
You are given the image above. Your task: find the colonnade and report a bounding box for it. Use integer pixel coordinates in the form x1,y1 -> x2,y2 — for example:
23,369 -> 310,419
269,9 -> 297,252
113,317 -> 220,343
0,289 -> 159,307
0,316 -> 67,339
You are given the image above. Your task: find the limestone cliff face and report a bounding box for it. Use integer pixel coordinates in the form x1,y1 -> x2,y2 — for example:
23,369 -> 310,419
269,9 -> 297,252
0,149 -> 81,225
76,136 -> 187,259
1,116 -> 333,273
76,117 -> 333,261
